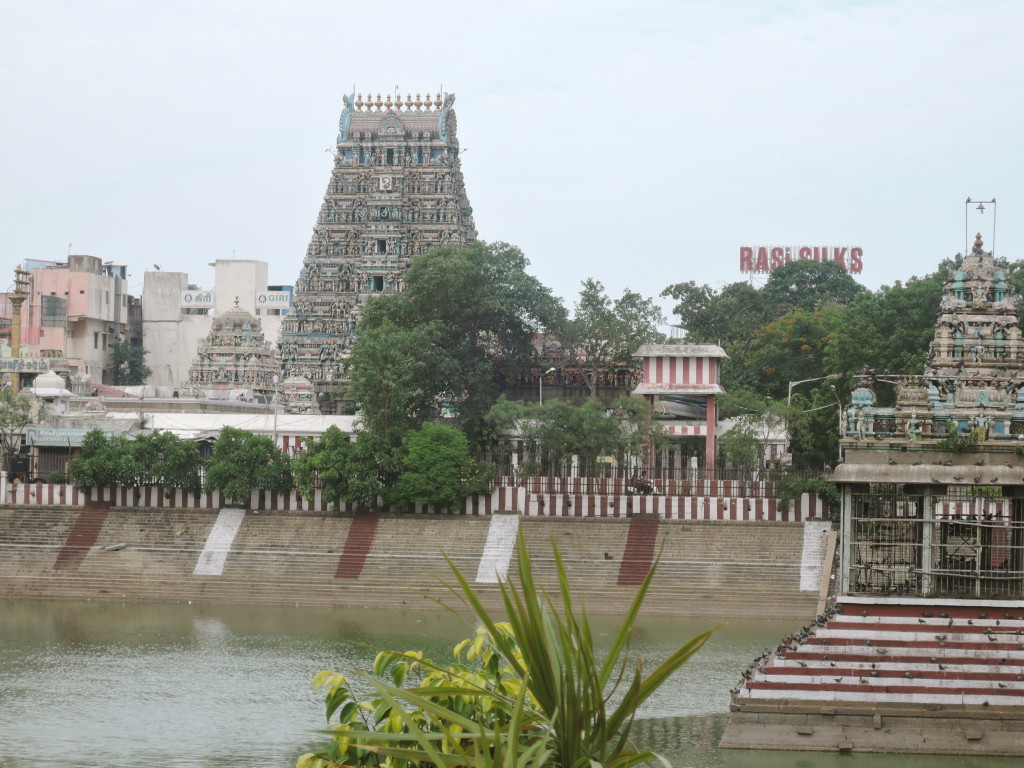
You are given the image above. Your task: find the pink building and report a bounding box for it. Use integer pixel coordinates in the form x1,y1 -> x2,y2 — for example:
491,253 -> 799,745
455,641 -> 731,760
633,343 -> 728,464
18,255 -> 130,384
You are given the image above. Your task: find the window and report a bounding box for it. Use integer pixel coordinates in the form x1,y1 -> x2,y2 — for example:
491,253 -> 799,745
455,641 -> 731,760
371,276 -> 384,292
94,332 -> 99,349
375,239 -> 386,254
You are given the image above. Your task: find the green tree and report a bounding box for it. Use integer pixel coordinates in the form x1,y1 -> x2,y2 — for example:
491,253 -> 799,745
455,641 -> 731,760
130,430 -> 202,493
484,396 -> 664,477
663,261 -> 866,395
340,430 -> 407,508
293,425 -> 353,511
394,422 -> 493,509
718,403 -> 793,470
298,531 -> 713,768
560,279 -> 665,398
661,279 -> 763,344
0,388 -> 31,475
349,241 -> 564,445
68,430 -> 124,487
758,259 -> 867,314
826,266 -> 948,385
111,340 -> 151,386
346,320 -> 451,439
744,307 -> 844,399
68,428 -> 203,490
203,426 -> 292,503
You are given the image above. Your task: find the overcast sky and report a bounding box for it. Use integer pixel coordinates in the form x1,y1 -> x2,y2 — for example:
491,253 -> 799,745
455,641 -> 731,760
4,0 -> 1024,324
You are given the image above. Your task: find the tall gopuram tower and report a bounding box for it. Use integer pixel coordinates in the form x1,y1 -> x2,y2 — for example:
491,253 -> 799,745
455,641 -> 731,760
278,90 -> 477,405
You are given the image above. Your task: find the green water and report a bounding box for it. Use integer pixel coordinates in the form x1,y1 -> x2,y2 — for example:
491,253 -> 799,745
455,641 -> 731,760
0,599 -> 1018,768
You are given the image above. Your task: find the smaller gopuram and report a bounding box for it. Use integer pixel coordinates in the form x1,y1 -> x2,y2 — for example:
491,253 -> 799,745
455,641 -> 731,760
182,299 -> 280,399
723,233 -> 1024,756
280,375 -> 321,415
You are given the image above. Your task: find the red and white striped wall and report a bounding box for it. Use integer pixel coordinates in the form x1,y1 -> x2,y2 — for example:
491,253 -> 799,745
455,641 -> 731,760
2,482 -> 826,522
5,482 -> 83,506
642,355 -> 720,388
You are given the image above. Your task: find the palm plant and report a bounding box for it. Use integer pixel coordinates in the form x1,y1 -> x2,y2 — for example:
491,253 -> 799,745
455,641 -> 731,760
298,529 -> 714,768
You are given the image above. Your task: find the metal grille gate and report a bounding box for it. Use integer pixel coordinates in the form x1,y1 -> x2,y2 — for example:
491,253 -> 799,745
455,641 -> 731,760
847,488 -> 1024,599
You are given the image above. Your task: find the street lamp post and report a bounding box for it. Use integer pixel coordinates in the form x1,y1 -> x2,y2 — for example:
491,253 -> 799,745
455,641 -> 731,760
829,383 -> 844,462
785,374 -> 843,460
272,374 -> 280,449
539,367 -> 556,406
787,374 -> 842,407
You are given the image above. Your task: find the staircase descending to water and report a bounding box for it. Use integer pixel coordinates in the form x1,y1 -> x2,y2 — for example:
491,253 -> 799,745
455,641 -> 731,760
0,508 -> 825,618
335,511 -> 381,579
618,516 -> 660,586
53,509 -> 110,572
724,596 -> 1024,754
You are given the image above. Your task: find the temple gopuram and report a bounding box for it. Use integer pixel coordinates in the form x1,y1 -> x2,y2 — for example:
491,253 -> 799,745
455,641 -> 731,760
278,90 -> 477,405
723,233 -> 1024,756
182,299 -> 279,400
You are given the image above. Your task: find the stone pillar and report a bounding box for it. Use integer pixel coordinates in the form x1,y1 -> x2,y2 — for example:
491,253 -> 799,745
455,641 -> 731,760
705,393 -> 717,467
8,265 -> 29,393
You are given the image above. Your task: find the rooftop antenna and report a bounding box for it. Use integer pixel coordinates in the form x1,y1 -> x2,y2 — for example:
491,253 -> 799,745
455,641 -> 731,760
965,197 -> 997,255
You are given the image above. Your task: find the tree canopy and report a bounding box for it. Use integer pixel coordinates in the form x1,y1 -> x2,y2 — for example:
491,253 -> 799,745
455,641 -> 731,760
203,426 -> 292,502
484,395 -> 664,477
0,388 -> 31,474
111,340 -> 151,386
67,429 -> 202,491
348,241 -> 564,444
661,256 -> 962,467
559,279 -> 665,397
394,422 -> 492,509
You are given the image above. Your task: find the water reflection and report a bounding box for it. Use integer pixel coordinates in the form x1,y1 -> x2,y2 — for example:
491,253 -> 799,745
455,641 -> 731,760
0,599 -> 1018,768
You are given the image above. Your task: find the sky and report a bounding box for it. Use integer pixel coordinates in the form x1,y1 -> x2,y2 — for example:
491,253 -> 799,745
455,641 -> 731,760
4,0 -> 1024,325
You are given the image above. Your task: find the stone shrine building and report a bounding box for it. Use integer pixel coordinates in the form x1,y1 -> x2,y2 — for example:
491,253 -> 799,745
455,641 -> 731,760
182,299 -> 279,400
278,90 -> 478,401
723,233 -> 1024,755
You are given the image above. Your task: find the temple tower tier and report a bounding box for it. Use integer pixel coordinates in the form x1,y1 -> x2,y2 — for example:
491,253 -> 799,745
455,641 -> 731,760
182,299 -> 280,399
278,91 -> 477,406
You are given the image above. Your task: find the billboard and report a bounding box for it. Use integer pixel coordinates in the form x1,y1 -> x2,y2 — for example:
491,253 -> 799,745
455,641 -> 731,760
739,246 -> 863,274
255,290 -> 292,308
180,290 -> 214,309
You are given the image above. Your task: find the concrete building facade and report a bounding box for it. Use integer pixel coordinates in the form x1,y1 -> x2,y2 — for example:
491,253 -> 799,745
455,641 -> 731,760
16,255 -> 133,385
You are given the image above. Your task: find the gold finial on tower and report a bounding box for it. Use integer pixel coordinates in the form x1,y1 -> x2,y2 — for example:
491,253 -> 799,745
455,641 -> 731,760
404,93 -> 413,110
374,93 -> 383,111
384,93 -> 393,110
433,92 -> 442,108
414,93 -> 423,110
355,93 -> 364,109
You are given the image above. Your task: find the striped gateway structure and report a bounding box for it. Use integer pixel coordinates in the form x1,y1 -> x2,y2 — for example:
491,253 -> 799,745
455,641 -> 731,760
278,90 -> 477,406
633,344 -> 727,463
